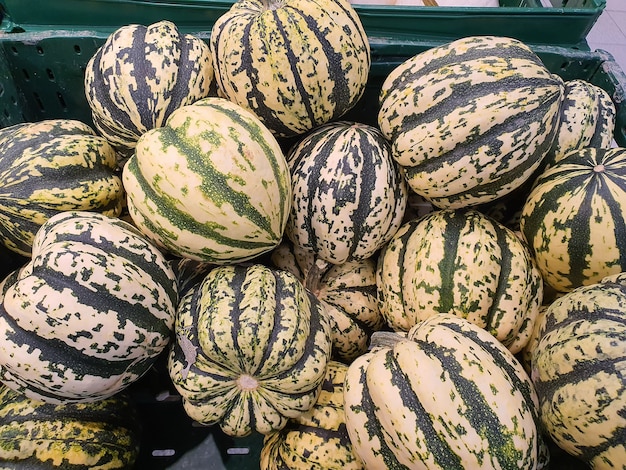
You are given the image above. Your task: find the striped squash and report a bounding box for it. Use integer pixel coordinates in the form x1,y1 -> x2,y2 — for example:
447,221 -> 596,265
260,361 -> 364,470
545,79 -> 616,168
0,119 -> 123,256
530,275 -> 626,469
167,263 -> 332,437
343,314 -> 544,469
122,96 -> 292,264
84,20 -> 215,151
378,35 -> 564,209
271,239 -> 385,363
0,211 -> 178,403
0,386 -> 140,469
210,0 -> 370,138
377,208 -> 543,353
520,147 -> 626,293
285,121 -> 407,265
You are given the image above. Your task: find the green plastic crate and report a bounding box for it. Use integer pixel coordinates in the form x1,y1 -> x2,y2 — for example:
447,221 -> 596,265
0,0 -> 606,48
0,28 -> 623,470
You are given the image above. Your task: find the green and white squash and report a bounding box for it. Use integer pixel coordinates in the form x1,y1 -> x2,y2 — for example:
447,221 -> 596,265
260,361 -> 364,469
168,263 -> 332,437
377,208 -> 543,353
343,314 -> 544,469
545,78 -> 616,168
0,211 -> 178,403
531,274 -> 626,469
285,121 -> 407,265
122,96 -> 292,264
0,119 -> 124,257
85,20 -> 215,151
271,239 -> 385,363
0,386 -> 141,469
210,0 -> 370,138
520,147 -> 626,293
378,35 -> 564,209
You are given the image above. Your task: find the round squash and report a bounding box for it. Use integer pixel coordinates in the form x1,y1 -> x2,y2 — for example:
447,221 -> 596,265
520,146 -> 626,293
210,0 -> 370,138
0,386 -> 141,469
531,275 -> 626,469
168,263 -> 332,437
0,211 -> 178,403
260,361 -> 364,470
122,96 -> 292,264
378,35 -> 564,209
85,20 -> 215,151
271,239 -> 385,363
343,314 -> 543,469
0,119 -> 124,256
285,121 -> 407,264
377,208 -> 543,353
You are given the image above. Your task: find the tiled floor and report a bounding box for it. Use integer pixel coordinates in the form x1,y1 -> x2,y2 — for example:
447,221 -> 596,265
587,0 -> 626,71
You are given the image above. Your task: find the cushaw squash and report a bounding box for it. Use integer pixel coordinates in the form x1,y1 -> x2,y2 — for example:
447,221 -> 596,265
168,263 -> 332,437
0,119 -> 124,256
531,273 -> 626,470
85,20 -> 215,151
343,314 -> 546,469
0,211 -> 178,403
0,385 -> 141,469
210,0 -> 370,137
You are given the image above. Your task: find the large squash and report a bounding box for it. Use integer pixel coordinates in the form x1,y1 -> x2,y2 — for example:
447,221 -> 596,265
0,119 -> 123,256
210,0 -> 370,138
0,386 -> 141,469
122,96 -> 292,264
168,263 -> 332,437
378,35 -> 564,209
85,20 -> 215,151
0,211 -> 178,403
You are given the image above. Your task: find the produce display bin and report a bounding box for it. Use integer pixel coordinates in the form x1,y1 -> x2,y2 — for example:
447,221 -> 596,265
0,0 -> 606,48
0,26 -> 624,470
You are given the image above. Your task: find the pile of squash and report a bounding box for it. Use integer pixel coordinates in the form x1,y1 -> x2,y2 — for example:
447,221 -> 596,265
0,0 -> 624,468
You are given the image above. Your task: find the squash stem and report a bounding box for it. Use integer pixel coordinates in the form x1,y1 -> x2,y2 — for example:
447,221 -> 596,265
304,258 -> 331,296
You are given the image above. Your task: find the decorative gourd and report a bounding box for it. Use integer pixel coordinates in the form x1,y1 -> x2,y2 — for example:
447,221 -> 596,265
377,208 -> 543,353
285,121 -> 407,264
84,20 -> 215,151
169,257 -> 215,298
0,211 -> 178,403
0,119 -> 124,256
343,314 -> 544,469
260,361 -> 364,470
210,0 -> 370,138
378,35 -> 564,209
168,263 -> 332,437
122,96 -> 292,264
530,274 -> 626,469
0,386 -> 141,469
520,147 -> 626,293
271,239 -> 385,363
545,79 -> 616,168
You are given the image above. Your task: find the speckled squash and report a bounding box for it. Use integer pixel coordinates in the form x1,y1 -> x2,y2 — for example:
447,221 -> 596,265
271,239 -> 385,363
85,20 -> 214,151
260,361 -> 364,470
285,121 -> 407,265
0,211 -> 178,403
520,147 -> 626,293
0,386 -> 141,469
210,0 -> 370,138
377,208 -> 543,353
378,35 -> 564,209
531,274 -> 626,469
168,263 -> 332,437
343,314 -> 544,469
122,96 -> 292,264
0,119 -> 124,257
